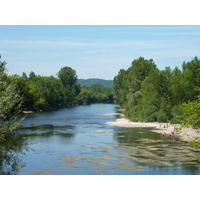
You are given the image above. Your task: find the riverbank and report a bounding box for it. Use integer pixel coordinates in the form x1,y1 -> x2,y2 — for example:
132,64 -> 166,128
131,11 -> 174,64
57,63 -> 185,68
106,114 -> 200,142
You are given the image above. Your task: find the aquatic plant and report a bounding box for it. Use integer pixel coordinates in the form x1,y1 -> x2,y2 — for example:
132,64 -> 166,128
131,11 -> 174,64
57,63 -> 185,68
189,137 -> 200,148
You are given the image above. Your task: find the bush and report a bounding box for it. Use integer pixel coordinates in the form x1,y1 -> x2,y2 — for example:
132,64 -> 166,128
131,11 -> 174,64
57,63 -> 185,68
157,110 -> 168,122
169,118 -> 182,124
169,105 -> 183,124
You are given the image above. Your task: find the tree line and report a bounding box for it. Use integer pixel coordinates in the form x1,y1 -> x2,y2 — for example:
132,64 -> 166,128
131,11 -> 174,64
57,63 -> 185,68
114,56 -> 200,128
1,63 -> 114,113
0,55 -> 114,140
76,85 -> 114,105
0,55 -> 114,172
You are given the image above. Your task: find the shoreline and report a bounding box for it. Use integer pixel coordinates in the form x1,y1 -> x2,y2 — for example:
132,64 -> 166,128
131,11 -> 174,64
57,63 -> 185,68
106,114 -> 200,142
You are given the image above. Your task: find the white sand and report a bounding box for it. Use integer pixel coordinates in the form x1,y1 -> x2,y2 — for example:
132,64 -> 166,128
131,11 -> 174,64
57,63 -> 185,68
103,113 -> 123,116
107,118 -> 160,128
177,128 -> 200,142
22,111 -> 34,114
106,114 -> 200,142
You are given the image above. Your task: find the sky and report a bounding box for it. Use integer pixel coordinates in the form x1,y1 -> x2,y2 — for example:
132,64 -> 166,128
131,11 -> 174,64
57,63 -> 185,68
0,25 -> 200,80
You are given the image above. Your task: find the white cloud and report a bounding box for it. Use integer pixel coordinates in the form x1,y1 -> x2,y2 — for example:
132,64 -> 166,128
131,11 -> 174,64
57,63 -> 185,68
0,39 -> 95,48
2,29 -> 200,79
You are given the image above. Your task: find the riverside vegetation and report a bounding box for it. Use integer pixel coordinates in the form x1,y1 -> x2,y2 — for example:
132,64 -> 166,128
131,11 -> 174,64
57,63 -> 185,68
4,62 -> 114,113
0,55 -> 114,174
113,57 -> 200,147
0,55 -> 200,150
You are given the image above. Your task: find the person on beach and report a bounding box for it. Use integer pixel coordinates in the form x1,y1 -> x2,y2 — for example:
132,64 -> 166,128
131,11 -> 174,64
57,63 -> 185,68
163,133 -> 166,137
171,132 -> 176,141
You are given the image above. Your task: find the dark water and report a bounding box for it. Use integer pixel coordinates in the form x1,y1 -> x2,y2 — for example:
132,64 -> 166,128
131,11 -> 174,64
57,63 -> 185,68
16,104 -> 200,175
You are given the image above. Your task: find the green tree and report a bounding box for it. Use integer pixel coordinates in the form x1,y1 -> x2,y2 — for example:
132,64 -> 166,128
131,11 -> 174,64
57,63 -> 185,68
57,66 -> 77,87
29,71 -> 37,80
113,69 -> 129,107
88,84 -> 114,103
170,67 -> 183,105
26,81 -> 48,111
181,88 -> 200,128
114,57 -> 157,121
0,58 -> 29,174
0,56 -> 24,142
22,72 -> 28,79
113,56 -> 200,124
181,56 -> 200,102
114,57 -> 157,108
35,76 -> 66,108
136,69 -> 161,122
169,67 -> 184,123
6,75 -> 31,110
76,87 -> 94,104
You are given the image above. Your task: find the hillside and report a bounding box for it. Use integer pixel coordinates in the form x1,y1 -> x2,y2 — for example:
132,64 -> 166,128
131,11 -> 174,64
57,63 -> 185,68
78,78 -> 114,88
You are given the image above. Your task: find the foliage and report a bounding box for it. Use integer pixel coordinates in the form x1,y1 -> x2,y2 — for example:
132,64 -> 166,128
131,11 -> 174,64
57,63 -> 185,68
0,56 -> 28,174
113,69 -> 129,107
113,56 -> 200,126
88,84 -> 114,103
189,137 -> 200,148
76,87 -> 94,104
5,68 -> 80,111
0,55 -> 24,142
181,88 -> 200,128
181,56 -> 200,102
169,104 -> 183,124
76,84 -> 114,104
57,66 -> 77,87
1,60 -> 113,112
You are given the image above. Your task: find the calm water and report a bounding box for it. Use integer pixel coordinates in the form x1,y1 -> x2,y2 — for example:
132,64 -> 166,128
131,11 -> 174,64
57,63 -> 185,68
16,104 -> 200,175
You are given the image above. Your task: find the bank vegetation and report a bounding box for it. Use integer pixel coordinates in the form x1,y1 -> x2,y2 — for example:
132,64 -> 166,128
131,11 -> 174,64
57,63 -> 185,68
113,56 -> 200,145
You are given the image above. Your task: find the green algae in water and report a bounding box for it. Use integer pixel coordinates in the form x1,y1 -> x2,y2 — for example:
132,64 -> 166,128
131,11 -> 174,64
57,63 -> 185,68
86,160 -> 108,166
17,104 -> 200,175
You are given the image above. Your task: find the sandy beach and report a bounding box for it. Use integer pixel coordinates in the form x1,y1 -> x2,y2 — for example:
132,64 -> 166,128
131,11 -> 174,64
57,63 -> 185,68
106,114 -> 200,142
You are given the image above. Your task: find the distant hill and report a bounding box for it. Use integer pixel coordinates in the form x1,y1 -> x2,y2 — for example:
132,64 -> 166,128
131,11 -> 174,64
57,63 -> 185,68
78,78 -> 114,88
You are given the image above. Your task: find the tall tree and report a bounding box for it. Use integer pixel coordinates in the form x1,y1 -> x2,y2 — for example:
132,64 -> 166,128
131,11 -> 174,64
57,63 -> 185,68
29,71 -> 37,80
0,56 -> 24,142
114,57 -> 157,120
22,72 -> 28,79
181,56 -> 200,102
181,88 -> 200,128
57,66 -> 77,87
114,69 -> 129,107
35,76 -> 66,108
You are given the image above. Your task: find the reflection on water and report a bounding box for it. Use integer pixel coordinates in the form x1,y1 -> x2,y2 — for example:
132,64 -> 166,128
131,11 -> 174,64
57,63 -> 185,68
9,104 -> 200,175
114,128 -> 200,166
20,124 -> 76,138
0,133 -> 29,175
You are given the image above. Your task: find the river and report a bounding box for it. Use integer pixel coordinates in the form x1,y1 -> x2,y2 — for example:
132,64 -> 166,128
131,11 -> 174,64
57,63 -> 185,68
13,104 -> 200,174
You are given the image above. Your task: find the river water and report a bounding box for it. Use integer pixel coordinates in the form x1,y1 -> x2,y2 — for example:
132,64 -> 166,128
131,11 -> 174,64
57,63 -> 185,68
16,104 -> 200,175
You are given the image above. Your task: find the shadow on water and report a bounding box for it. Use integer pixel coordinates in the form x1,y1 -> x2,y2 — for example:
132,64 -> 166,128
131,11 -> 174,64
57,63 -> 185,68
0,124 -> 76,175
19,124 -> 76,138
0,133 -> 29,175
9,104 -> 200,175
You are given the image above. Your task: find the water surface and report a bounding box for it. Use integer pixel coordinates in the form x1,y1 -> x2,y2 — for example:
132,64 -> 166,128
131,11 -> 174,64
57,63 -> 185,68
17,104 -> 200,175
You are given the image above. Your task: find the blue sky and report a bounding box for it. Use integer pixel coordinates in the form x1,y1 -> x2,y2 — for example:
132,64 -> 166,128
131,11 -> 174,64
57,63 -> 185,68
0,25 -> 200,80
